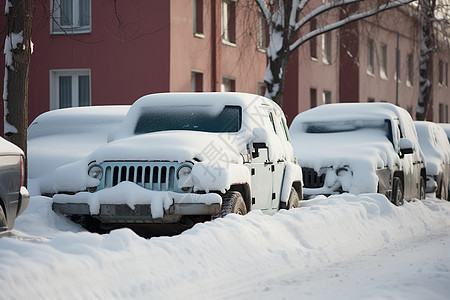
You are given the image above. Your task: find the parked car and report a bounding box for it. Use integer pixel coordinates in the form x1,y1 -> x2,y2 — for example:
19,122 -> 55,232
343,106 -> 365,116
0,137 -> 30,231
415,121 -> 450,200
46,93 -> 303,231
289,102 -> 426,205
438,123 -> 450,142
27,106 -> 130,194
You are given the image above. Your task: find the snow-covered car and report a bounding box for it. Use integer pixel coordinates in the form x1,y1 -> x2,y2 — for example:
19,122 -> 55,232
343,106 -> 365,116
0,137 -> 30,231
438,123 -> 450,142
47,93 -> 302,230
415,121 -> 450,199
290,103 -> 426,205
27,106 -> 130,194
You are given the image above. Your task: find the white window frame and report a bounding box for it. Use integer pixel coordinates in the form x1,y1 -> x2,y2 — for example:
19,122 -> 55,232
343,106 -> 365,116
257,13 -> 267,52
50,69 -> 91,110
322,90 -> 332,105
221,77 -> 235,92
221,0 -> 236,45
51,0 -> 91,35
322,32 -> 332,65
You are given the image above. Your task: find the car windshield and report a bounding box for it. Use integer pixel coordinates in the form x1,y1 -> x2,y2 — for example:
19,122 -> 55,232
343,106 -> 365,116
134,105 -> 242,134
303,119 -> 393,144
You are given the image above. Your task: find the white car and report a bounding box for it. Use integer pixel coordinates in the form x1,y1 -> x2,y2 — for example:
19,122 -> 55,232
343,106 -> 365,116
46,93 -> 302,231
290,103 -> 426,205
0,137 -> 29,230
415,121 -> 450,199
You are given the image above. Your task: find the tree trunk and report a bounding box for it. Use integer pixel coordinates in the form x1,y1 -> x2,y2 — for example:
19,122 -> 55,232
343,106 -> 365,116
416,0 -> 435,121
4,0 -> 34,186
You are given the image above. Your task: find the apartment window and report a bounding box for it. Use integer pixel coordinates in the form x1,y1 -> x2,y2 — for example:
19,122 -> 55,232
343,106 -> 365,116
368,97 -> 375,102
257,82 -> 266,96
440,103 -> 445,123
257,14 -> 267,51
191,72 -> 203,92
380,44 -> 388,79
395,48 -> 401,81
222,0 -> 236,44
367,38 -> 375,75
193,0 -> 204,36
310,88 -> 317,108
310,19 -> 317,59
221,78 -> 236,92
406,53 -> 414,86
323,90 -> 332,104
439,59 -> 444,85
446,62 -> 449,87
51,0 -> 91,34
50,70 -> 91,109
322,32 -> 332,64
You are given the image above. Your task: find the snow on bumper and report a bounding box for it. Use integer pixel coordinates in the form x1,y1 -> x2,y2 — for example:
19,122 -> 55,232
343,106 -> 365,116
52,181 -> 222,223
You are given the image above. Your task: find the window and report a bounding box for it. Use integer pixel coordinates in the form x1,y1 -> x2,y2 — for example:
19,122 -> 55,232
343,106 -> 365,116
439,59 -> 444,85
395,48 -> 401,81
446,62 -> 449,87
310,19 -> 317,59
367,38 -> 375,75
191,72 -> 203,92
51,0 -> 91,34
322,32 -> 332,64
50,70 -> 91,109
221,78 -> 235,92
222,0 -> 236,44
257,14 -> 267,51
380,44 -> 388,79
257,82 -> 266,96
193,0 -> 204,36
323,90 -> 332,104
310,88 -> 317,108
406,53 -> 414,86
368,98 -> 375,102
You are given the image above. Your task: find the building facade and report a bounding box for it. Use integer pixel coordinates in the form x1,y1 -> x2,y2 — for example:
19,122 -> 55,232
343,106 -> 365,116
1,1 -> 449,131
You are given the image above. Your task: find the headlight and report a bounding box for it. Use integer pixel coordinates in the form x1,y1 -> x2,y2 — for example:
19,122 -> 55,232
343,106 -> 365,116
336,165 -> 352,177
88,164 -> 103,180
177,165 -> 193,192
177,165 -> 192,179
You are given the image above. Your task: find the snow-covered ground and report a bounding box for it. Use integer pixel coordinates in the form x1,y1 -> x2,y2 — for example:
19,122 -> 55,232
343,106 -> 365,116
1,193 -> 449,299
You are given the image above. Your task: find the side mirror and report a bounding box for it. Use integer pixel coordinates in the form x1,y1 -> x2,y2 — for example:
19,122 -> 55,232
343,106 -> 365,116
399,138 -> 414,155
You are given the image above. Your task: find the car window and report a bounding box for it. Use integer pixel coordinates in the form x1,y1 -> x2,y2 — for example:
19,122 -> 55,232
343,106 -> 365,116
134,105 -> 242,134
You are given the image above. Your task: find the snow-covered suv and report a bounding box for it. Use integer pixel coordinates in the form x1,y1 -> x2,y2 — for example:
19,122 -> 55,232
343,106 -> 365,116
49,93 -> 302,230
290,103 -> 426,205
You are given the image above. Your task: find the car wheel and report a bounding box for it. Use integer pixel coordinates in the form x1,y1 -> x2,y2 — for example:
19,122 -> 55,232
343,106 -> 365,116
438,178 -> 448,200
0,205 -> 7,230
280,187 -> 300,210
419,177 -> 426,200
213,191 -> 247,219
391,177 -> 404,206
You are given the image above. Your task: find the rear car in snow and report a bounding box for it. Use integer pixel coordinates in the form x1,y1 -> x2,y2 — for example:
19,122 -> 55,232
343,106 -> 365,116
0,137 -> 30,231
415,121 -> 450,200
47,93 -> 302,231
290,103 -> 426,205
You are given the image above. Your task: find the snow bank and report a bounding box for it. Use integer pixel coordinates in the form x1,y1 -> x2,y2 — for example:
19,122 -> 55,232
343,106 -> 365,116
1,194 -> 449,299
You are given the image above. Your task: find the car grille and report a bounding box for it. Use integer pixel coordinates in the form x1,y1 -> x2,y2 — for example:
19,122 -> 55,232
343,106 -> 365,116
302,167 -> 325,188
97,161 -> 184,192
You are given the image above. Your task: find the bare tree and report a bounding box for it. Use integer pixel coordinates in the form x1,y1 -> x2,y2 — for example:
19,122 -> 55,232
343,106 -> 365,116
3,0 -> 34,157
416,0 -> 449,120
255,0 -> 416,107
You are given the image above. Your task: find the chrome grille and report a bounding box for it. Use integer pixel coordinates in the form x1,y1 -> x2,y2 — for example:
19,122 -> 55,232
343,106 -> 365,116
98,162 -> 181,192
302,167 -> 325,188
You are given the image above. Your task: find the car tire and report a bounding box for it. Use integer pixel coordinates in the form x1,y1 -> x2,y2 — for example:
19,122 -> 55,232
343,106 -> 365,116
391,177 -> 404,206
438,178 -> 448,200
419,177 -> 426,200
0,205 -> 7,230
280,187 -> 300,210
213,191 -> 247,219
